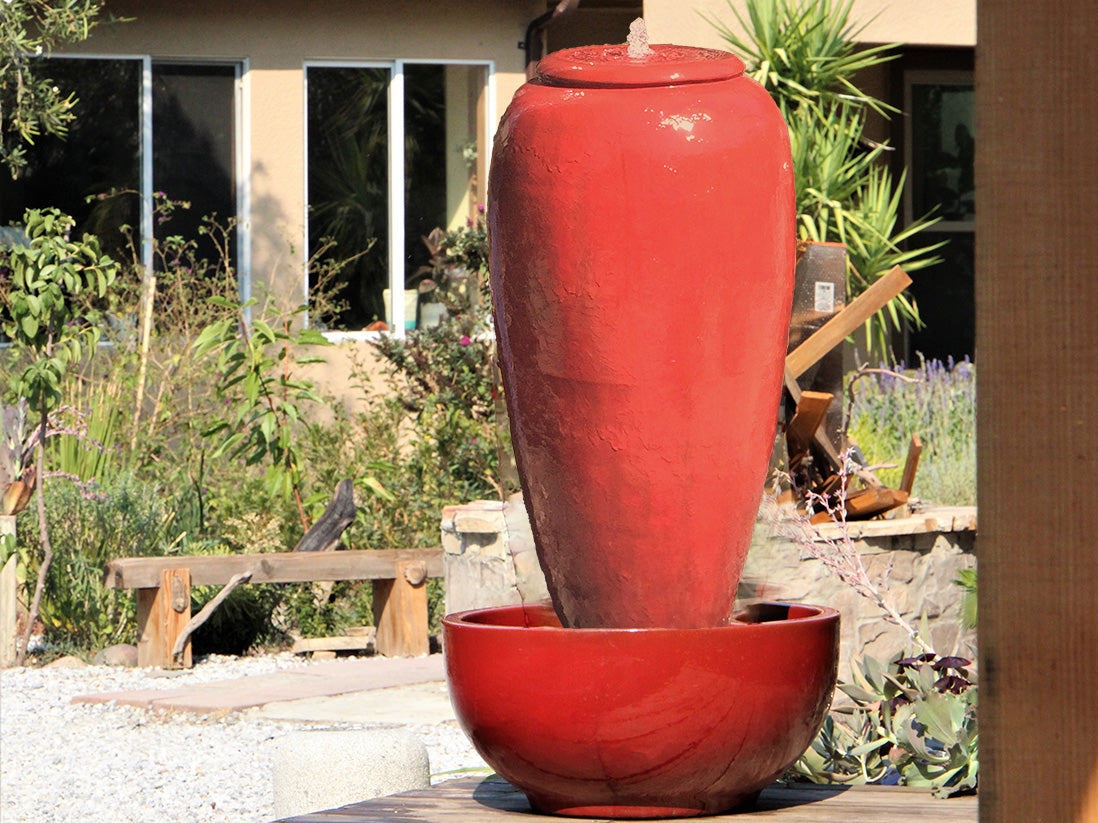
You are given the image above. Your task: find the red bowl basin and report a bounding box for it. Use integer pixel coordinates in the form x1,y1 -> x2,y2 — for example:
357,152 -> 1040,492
443,602 -> 839,818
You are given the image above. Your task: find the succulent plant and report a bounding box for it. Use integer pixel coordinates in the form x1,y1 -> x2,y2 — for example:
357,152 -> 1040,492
794,649 -> 978,797
1,401 -> 37,516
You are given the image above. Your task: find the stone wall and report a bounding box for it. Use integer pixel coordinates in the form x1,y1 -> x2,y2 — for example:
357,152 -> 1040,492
441,497 -> 977,682
742,508 -> 977,680
441,496 -> 549,615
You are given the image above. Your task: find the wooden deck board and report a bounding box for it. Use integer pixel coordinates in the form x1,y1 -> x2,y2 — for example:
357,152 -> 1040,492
273,777 -> 977,822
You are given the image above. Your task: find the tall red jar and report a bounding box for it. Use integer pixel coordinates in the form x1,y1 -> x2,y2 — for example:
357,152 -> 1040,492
489,44 -> 795,629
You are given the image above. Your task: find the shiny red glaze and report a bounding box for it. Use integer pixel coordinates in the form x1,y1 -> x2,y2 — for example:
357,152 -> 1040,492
488,45 -> 796,628
443,603 -> 839,818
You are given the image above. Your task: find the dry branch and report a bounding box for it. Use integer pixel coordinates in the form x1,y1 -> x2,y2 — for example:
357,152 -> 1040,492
171,569 -> 254,660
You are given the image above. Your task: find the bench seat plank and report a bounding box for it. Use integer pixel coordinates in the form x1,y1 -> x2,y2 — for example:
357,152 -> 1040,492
104,548 -> 444,589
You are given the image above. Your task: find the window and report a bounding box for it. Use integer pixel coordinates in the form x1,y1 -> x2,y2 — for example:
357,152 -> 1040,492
1,56 -> 245,284
305,61 -> 492,335
904,71 -> 975,363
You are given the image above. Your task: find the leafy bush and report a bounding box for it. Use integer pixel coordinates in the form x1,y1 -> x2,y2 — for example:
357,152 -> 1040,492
0,198 -> 510,653
847,356 -> 976,505
13,473 -> 189,649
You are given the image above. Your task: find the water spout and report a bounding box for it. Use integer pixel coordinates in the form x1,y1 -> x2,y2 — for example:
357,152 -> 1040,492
627,18 -> 654,59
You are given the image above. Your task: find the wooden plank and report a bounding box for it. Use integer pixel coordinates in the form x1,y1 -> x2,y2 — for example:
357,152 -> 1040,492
104,548 -> 444,589
786,391 -> 833,465
271,776 -> 977,822
291,628 -> 377,654
784,368 -> 882,491
811,506 -> 977,540
785,265 -> 912,379
978,1 -> 1098,819
0,553 -> 16,668
136,569 -> 191,669
843,487 -> 909,520
899,434 -> 923,495
373,561 -> 429,658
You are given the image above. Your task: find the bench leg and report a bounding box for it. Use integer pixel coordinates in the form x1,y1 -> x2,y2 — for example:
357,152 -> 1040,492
373,561 -> 429,657
0,554 -> 17,668
136,568 -> 192,668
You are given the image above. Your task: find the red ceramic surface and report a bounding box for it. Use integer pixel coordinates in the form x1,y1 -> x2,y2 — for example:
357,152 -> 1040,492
443,603 -> 839,818
489,45 -> 796,629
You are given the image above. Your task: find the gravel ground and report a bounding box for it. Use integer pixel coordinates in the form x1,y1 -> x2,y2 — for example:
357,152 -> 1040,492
0,654 -> 486,823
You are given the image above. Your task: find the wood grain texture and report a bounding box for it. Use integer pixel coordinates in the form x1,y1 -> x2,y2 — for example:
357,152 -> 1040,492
136,569 -> 191,668
104,549 -> 444,589
373,561 -> 429,657
977,2 -> 1098,820
271,777 -> 977,822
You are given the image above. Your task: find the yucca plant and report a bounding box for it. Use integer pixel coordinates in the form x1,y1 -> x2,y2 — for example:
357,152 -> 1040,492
711,0 -> 943,357
710,0 -> 894,115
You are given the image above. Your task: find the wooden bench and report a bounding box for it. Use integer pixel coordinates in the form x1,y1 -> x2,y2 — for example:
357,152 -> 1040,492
104,548 -> 443,668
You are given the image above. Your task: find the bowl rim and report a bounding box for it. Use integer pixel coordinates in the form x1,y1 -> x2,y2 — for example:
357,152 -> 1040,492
442,601 -> 839,633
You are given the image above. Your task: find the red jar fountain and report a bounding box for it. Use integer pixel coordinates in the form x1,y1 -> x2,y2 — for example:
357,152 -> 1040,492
489,37 -> 795,629
444,26 -> 839,818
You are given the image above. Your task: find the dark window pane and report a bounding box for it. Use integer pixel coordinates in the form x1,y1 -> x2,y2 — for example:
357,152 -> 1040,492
908,231 -> 975,363
0,57 -> 141,262
404,64 -> 447,290
910,84 -> 975,222
152,63 -> 237,273
307,66 -> 390,330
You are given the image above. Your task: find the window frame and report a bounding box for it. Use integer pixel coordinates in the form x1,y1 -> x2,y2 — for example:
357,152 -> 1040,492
302,58 -> 496,341
25,53 -> 251,294
902,67 -> 976,362
903,68 -> 975,236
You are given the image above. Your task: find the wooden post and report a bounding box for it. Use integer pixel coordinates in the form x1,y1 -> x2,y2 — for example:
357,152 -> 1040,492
373,560 -> 429,657
0,514 -> 17,668
136,569 -> 192,668
978,2 -> 1098,819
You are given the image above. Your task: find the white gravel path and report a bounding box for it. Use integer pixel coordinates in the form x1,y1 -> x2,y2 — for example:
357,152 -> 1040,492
0,654 -> 486,823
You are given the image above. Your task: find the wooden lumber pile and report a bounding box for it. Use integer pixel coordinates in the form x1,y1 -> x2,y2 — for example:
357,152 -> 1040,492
779,254 -> 922,524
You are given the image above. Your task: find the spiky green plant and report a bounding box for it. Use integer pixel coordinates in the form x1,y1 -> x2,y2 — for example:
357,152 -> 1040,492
710,0 -> 894,115
710,0 -> 943,356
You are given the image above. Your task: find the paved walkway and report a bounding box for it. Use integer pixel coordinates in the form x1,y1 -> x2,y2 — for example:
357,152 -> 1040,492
72,654 -> 453,722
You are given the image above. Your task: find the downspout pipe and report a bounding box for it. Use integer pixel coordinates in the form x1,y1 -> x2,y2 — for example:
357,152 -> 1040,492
522,0 -> 581,79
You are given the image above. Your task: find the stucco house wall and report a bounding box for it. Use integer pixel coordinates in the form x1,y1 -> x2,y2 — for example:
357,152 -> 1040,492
643,0 -> 975,49
14,1 -> 976,403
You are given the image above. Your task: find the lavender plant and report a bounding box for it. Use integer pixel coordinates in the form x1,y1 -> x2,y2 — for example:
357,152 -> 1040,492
847,356 -> 976,505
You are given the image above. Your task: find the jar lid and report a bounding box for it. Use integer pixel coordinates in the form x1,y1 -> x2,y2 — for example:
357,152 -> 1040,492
536,44 -> 745,89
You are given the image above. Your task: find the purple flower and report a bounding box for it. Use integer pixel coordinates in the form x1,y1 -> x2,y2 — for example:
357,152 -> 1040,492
459,335 -> 472,346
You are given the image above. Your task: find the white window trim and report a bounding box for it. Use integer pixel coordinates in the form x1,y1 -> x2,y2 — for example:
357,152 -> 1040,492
303,58 -> 496,341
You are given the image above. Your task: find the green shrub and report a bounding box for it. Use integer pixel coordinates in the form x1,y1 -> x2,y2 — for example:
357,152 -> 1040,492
16,472 -> 185,648
3,200 -> 510,652
794,650 -> 978,797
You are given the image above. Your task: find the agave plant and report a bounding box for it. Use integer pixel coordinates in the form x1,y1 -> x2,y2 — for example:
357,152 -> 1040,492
1,401 -> 37,516
793,648 -> 979,797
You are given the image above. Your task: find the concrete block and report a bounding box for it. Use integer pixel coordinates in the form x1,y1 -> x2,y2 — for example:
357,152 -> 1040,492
271,729 -> 430,819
